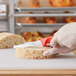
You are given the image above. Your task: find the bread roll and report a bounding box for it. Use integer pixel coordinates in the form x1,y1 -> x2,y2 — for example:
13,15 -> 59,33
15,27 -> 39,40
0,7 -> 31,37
63,11 -> 76,23
74,50 -> 76,55
17,12 -> 37,24
49,0 -> 75,7
44,12 -> 56,24
0,33 -> 25,49
16,47 -> 56,59
30,0 -> 40,7
65,17 -> 76,23
22,31 -> 44,42
17,17 -> 26,23
17,0 -> 26,8
45,17 -> 56,24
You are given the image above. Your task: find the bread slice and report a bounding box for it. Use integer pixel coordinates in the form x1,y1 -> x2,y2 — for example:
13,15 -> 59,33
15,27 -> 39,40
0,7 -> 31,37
16,47 -> 56,59
0,33 -> 25,49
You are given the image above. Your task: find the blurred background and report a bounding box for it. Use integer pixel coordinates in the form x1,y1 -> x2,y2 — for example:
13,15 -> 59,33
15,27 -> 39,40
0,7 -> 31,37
0,0 -> 76,42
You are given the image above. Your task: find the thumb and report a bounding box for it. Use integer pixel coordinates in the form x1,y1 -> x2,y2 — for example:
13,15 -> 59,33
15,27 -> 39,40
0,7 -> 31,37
43,48 -> 58,56
50,36 -> 59,47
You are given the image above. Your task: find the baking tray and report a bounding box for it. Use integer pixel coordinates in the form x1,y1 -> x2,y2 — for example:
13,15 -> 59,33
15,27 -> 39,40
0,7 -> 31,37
0,48 -> 76,70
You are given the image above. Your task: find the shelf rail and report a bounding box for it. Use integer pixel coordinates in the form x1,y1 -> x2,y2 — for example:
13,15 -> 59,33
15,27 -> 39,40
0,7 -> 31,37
17,23 -> 66,27
15,13 -> 76,17
16,23 -> 66,27
15,7 -> 76,12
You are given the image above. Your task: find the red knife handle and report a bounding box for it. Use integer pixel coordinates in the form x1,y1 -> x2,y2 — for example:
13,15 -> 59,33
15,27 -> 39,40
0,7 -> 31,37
40,35 -> 54,47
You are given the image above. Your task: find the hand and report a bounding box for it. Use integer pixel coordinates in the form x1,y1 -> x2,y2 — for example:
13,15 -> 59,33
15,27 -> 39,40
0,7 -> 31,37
43,22 -> 76,56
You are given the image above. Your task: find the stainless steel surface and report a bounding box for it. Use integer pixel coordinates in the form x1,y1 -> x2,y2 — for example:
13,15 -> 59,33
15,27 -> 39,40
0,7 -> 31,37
15,7 -> 76,12
17,23 -> 65,27
15,13 -> 76,17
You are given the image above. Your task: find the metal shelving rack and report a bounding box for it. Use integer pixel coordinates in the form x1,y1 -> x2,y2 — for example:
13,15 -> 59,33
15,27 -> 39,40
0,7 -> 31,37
0,3 -> 8,32
9,0 -> 76,33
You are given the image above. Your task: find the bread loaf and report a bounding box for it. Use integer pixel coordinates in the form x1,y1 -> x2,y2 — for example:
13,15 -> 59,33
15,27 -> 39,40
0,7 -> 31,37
0,33 -> 25,49
16,47 -> 56,59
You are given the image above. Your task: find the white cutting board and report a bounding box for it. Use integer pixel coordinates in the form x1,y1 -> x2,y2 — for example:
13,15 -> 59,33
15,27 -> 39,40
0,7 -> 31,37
0,49 -> 76,70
